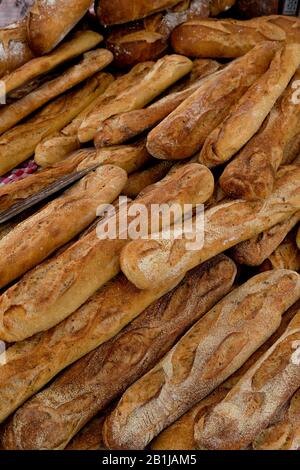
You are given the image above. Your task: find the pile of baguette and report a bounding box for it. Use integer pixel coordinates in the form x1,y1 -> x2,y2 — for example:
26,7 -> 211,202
0,0 -> 300,452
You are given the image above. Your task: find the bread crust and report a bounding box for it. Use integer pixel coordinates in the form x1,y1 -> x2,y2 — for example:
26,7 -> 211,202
146,42 -> 278,160
0,19 -> 33,78
123,161 -> 173,198
103,270 -> 300,449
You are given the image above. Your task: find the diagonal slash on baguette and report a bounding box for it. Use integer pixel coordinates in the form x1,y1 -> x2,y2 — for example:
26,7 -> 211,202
0,164 -> 100,224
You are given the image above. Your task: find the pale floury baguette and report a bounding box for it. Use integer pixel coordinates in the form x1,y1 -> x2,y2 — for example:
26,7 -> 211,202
0,163 -> 214,342
120,165 -> 300,290
34,63 -> 154,167
0,19 -> 33,78
0,73 -> 113,176
195,306 -> 300,450
231,212 -> 300,267
94,60 -> 222,147
0,273 -> 183,424
3,31 -> 103,95
146,42 -> 278,160
78,55 -> 193,142
151,299 -> 300,451
2,256 -> 236,450
123,161 -> 173,198
103,270 -> 300,449
199,44 -> 300,168
220,69 -> 300,200
171,16 -> 300,58
0,49 -> 113,135
27,0 -> 93,54
0,165 -> 127,292
259,232 -> 300,273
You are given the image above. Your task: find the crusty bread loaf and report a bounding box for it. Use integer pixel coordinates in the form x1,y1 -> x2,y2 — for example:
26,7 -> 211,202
123,161 -> 173,198
2,256 -> 236,449
0,163 -> 214,343
259,232 -> 300,273
231,212 -> 300,267
3,30 -> 103,95
79,54 -> 193,142
0,272 -> 183,424
34,62 -> 154,167
120,165 -> 300,290
252,388 -> 300,450
195,305 -> 300,450
0,73 -> 111,176
0,49 -> 113,135
171,16 -> 300,58
94,60 -> 221,147
0,165 -> 127,297
65,414 -> 108,450
146,42 -> 278,160
151,298 -> 300,451
0,19 -> 33,79
27,0 -> 93,55
219,69 -> 300,200
96,0 -> 182,25
103,270 -> 300,449
199,45 -> 300,168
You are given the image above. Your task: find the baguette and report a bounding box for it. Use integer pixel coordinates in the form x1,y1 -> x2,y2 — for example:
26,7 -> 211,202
151,298 -> 300,451
259,232 -> 300,273
3,31 -> 103,95
219,70 -> 300,199
34,62 -> 154,167
252,389 -> 300,450
195,306 -> 300,450
0,163 -> 214,342
0,73 -> 112,176
0,49 -> 113,135
27,0 -> 93,55
0,272 -> 183,424
231,212 -> 300,267
0,20 -> 33,78
96,0 -> 182,25
171,16 -> 300,59
94,60 -> 221,147
199,44 -> 300,168
2,255 -> 236,449
79,54 -> 193,142
0,165 -> 127,294
146,42 -> 278,160
120,165 -> 300,290
103,270 -> 300,449
123,161 -> 173,198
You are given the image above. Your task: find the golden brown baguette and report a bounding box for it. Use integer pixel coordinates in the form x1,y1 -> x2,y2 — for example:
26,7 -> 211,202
0,19 -> 33,78
0,49 -> 113,135
120,165 -> 300,290
0,272 -> 183,424
65,414 -> 108,450
34,62 -> 154,167
259,232 -> 300,273
199,44 -> 300,168
79,54 -> 193,142
252,389 -> 300,450
151,298 -> 300,451
0,163 -> 214,342
123,161 -> 173,198
0,165 -> 127,293
94,60 -> 221,147
3,31 -> 103,95
195,305 -> 300,450
146,42 -> 278,160
219,70 -> 300,200
231,212 -> 300,267
103,270 -> 300,449
0,73 -> 112,176
27,0 -> 93,55
2,255 -> 236,449
96,0 -> 182,25
171,16 -> 300,58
